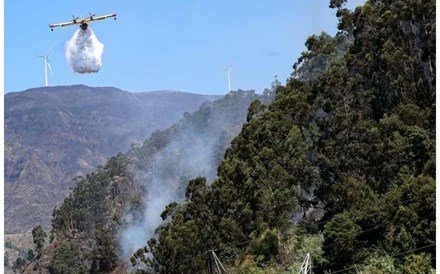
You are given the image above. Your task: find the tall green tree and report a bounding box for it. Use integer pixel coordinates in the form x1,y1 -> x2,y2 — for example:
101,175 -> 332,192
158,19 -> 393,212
32,225 -> 47,259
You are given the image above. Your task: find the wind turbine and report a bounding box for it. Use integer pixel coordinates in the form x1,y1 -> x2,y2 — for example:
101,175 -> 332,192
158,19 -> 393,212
224,65 -> 232,93
37,47 -> 53,87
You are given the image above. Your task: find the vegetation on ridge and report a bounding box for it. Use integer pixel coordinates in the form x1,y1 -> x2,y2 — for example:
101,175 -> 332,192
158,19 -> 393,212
142,0 -> 436,272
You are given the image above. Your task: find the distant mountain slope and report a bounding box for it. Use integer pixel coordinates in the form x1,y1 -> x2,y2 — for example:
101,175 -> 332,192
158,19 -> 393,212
5,85 -> 220,233
27,89 -> 271,273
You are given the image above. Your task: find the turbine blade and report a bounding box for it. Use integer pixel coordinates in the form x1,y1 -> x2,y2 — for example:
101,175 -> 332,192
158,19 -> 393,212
47,61 -> 53,76
46,44 -> 54,56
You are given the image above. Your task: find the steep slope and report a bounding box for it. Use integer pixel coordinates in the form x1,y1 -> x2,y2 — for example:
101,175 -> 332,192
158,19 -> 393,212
27,89 -> 271,273
5,85 -> 220,232
142,0 -> 435,273
120,90 -> 272,258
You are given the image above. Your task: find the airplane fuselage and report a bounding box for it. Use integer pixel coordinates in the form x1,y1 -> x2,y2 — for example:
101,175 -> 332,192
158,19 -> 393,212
80,20 -> 88,30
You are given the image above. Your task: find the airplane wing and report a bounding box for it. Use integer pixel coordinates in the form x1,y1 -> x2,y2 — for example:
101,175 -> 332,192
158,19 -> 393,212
49,20 -> 78,29
87,13 -> 117,22
49,13 -> 116,30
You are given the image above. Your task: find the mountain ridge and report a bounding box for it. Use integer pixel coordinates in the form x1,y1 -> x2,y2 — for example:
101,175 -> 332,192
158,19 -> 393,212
5,85 -> 221,233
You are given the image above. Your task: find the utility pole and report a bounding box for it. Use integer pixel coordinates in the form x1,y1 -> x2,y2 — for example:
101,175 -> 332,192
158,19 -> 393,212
298,253 -> 312,274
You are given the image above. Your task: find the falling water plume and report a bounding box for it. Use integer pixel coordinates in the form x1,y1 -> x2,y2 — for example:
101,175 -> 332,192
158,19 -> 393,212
65,28 -> 104,73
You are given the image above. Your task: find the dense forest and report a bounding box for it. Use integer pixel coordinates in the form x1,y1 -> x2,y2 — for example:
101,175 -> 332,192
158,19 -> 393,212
21,0 -> 435,273
142,0 -> 436,272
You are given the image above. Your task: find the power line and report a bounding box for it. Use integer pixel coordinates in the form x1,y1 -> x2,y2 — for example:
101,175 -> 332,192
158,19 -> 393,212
328,243 -> 436,274
391,243 -> 436,258
150,193 -> 434,272
317,193 -> 435,252
162,239 -> 252,269
304,193 -> 435,228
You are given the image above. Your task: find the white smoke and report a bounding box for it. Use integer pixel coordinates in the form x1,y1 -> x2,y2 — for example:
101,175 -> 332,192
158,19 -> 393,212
118,92 -> 260,259
65,28 -> 104,73
119,176 -> 177,258
119,132 -> 217,258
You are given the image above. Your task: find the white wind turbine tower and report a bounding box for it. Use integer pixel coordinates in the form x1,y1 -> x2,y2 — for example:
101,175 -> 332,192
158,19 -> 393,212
37,47 -> 53,87
225,65 -> 232,93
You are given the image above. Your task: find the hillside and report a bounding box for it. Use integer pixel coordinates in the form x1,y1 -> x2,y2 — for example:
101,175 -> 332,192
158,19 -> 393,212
20,89 -> 272,273
140,0 -> 436,273
5,85 -> 220,232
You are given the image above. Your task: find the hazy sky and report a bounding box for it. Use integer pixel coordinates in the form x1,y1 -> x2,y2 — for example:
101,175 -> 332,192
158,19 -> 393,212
5,1 -> 364,94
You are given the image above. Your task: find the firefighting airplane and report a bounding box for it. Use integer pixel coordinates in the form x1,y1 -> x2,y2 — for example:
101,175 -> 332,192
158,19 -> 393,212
49,12 -> 117,31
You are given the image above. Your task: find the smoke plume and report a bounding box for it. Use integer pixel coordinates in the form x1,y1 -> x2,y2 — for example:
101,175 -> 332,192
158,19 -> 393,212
65,28 -> 104,73
118,92 -> 261,260
119,129 -> 219,258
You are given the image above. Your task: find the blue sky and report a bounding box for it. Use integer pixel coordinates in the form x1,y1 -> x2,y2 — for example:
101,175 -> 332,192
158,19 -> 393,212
5,1 -> 364,95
